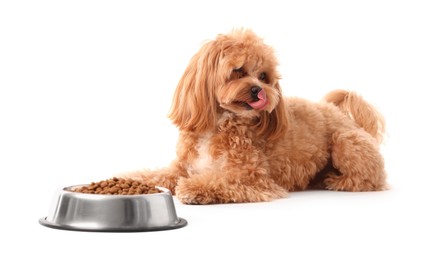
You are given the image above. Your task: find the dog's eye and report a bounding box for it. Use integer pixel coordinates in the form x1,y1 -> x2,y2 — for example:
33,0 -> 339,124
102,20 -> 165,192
259,72 -> 268,82
232,67 -> 246,79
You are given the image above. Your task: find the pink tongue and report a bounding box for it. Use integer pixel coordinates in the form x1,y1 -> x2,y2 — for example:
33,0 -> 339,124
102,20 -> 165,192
247,89 -> 268,110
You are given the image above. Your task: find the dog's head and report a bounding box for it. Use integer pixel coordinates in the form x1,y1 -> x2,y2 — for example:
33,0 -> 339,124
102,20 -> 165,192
169,29 -> 287,139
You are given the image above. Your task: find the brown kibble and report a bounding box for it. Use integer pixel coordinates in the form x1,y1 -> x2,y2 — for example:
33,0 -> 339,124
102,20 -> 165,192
109,187 -> 119,193
72,178 -> 161,195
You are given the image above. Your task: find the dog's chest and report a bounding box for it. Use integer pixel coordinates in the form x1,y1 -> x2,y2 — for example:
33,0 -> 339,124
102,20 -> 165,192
188,133 -> 226,175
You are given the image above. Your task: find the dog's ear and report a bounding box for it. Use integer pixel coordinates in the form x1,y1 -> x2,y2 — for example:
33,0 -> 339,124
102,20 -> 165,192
168,42 -> 221,133
255,82 -> 288,140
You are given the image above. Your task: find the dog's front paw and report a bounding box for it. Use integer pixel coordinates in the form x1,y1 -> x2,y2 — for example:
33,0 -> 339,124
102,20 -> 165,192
175,178 -> 228,205
175,186 -> 215,205
175,175 -> 288,204
175,189 -> 211,205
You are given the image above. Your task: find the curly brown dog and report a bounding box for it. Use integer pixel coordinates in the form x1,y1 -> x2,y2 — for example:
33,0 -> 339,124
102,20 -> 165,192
119,29 -> 387,204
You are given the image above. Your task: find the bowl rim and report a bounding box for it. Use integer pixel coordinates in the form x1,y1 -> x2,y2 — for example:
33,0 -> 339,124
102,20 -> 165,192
62,184 -> 171,198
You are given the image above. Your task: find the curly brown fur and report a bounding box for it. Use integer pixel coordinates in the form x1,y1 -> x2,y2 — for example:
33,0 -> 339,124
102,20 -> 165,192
118,29 -> 387,204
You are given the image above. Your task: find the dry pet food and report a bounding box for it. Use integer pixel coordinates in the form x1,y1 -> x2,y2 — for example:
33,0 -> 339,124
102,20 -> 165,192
72,177 -> 161,195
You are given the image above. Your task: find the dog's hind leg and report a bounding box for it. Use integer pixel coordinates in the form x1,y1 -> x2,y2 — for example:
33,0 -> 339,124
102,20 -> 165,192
324,129 -> 387,191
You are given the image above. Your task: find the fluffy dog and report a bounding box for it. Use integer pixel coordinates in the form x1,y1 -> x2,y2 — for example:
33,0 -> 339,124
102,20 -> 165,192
120,29 -> 387,204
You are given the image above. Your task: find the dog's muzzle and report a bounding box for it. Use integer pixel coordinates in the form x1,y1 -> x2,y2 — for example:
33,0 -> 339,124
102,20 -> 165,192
247,86 -> 269,110
251,86 -> 262,101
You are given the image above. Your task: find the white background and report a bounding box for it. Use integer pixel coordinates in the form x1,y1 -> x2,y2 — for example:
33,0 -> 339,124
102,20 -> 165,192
1,0 -> 430,259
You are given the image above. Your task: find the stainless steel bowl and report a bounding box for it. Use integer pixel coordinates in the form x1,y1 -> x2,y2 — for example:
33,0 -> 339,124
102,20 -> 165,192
39,185 -> 187,232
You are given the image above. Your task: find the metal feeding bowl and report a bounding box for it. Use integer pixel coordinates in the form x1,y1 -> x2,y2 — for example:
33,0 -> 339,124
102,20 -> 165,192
39,185 -> 187,232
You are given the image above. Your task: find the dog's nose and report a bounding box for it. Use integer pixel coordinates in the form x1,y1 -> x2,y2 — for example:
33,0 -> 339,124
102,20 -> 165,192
251,86 -> 262,101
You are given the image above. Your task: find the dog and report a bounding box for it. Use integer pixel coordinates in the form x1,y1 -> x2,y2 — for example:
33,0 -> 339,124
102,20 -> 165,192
119,28 -> 387,204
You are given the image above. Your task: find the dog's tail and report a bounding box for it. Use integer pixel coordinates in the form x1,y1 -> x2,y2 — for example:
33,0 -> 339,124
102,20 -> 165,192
324,89 -> 385,144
